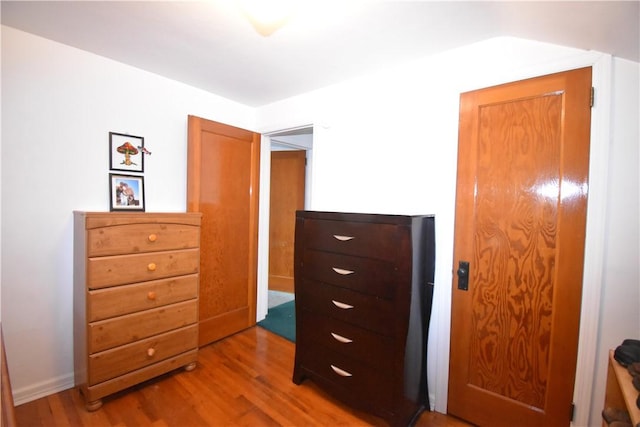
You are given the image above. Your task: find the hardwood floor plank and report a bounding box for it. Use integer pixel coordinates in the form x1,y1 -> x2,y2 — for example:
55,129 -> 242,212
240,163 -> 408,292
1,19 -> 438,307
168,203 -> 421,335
14,326 -> 472,426
45,393 -> 73,427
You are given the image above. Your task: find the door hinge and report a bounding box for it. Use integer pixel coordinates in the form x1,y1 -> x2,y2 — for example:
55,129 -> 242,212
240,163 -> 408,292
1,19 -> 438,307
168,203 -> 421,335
570,402 -> 575,422
590,87 -> 595,108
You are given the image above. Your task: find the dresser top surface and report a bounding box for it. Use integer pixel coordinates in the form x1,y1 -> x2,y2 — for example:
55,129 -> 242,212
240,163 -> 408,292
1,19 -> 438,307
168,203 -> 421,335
296,210 -> 434,225
74,211 -> 202,228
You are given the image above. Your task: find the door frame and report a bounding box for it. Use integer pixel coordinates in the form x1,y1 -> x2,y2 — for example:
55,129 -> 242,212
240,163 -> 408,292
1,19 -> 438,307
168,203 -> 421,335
433,52 -> 612,426
256,125 -> 313,321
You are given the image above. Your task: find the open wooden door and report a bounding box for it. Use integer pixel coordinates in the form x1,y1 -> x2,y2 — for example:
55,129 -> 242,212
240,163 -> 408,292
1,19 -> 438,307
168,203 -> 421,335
187,115 -> 260,347
268,150 -> 306,293
448,67 -> 592,426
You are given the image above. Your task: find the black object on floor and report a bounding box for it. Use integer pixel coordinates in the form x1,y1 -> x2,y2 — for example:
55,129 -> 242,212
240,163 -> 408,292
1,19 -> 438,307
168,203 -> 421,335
257,300 -> 295,342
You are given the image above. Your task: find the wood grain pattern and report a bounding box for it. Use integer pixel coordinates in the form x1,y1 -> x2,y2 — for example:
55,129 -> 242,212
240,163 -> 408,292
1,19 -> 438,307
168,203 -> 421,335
293,212 -> 435,427
88,275 -> 198,322
83,213 -> 202,230
448,67 -> 593,426
87,223 -> 200,257
74,212 -> 201,410
187,116 -> 260,347
89,300 -> 198,353
269,150 -> 306,293
88,325 -> 198,384
14,327 -> 472,427
469,95 -> 561,408
87,249 -> 200,289
603,350 -> 640,427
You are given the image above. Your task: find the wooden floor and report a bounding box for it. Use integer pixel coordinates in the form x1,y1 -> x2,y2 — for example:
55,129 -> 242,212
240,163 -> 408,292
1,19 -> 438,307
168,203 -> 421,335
14,326 -> 472,426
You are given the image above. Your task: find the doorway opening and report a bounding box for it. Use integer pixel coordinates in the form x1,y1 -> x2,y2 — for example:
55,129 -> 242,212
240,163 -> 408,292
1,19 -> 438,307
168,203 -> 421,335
257,125 -> 313,320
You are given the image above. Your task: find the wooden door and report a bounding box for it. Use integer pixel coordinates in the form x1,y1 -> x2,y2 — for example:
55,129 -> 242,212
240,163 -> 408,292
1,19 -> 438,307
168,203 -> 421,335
269,150 -> 306,293
448,67 -> 592,426
187,115 -> 260,347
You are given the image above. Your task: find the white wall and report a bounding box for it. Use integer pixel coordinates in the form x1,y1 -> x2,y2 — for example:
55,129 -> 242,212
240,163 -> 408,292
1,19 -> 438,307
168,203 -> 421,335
2,25 -> 639,427
1,26 -> 255,403
256,38 -> 639,426
589,57 -> 640,424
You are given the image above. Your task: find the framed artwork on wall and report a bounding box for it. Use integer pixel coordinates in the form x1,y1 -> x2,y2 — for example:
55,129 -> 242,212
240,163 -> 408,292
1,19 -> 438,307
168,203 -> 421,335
109,132 -> 144,173
109,173 -> 145,211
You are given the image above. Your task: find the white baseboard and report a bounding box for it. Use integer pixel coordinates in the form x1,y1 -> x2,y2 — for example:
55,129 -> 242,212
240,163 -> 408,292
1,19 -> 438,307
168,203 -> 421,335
12,372 -> 74,406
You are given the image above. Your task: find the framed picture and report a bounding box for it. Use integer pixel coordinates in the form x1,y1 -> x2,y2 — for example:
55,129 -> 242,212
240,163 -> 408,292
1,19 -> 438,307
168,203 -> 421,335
109,132 -> 144,173
109,173 -> 145,211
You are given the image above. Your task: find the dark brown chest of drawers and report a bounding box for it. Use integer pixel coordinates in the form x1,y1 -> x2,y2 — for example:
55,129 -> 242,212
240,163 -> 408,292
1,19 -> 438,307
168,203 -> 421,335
292,211 -> 435,427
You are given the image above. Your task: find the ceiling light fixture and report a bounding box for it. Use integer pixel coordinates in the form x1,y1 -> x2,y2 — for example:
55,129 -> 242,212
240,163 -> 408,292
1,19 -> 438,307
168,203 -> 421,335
238,0 -> 298,36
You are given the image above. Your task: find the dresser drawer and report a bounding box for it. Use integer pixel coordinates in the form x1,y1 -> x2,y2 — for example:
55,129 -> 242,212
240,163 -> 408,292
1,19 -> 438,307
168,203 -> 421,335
299,309 -> 394,370
297,280 -> 395,336
88,274 -> 198,322
85,350 -> 198,405
302,249 -> 396,299
87,249 -> 199,289
89,300 -> 197,353
301,219 -> 401,261
88,324 -> 198,385
87,223 -> 200,257
298,344 -> 393,409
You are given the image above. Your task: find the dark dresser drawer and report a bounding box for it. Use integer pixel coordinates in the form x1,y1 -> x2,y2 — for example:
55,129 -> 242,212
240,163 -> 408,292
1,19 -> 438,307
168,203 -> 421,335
297,279 -> 395,336
301,249 -> 396,299
299,309 -> 394,370
297,344 -> 393,409
302,218 -> 401,261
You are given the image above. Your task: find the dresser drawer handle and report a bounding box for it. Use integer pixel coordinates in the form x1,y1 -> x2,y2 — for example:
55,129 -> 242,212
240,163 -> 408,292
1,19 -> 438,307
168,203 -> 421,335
332,267 -> 354,275
148,233 -> 157,242
331,300 -> 354,310
330,364 -> 353,377
147,348 -> 156,357
330,332 -> 353,344
147,263 -> 157,271
147,291 -> 157,301
333,234 -> 354,242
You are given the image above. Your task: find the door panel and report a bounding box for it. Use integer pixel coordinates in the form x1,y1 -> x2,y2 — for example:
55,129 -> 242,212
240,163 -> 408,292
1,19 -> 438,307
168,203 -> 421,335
187,115 -> 260,347
448,67 -> 592,426
269,150 -> 306,293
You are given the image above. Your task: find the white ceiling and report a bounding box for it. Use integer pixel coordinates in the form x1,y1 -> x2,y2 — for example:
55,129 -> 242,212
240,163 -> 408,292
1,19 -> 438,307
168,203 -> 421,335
2,1 -> 639,107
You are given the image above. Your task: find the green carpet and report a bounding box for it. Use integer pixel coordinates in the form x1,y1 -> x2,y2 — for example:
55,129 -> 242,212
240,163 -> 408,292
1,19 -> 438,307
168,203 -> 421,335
258,300 -> 296,342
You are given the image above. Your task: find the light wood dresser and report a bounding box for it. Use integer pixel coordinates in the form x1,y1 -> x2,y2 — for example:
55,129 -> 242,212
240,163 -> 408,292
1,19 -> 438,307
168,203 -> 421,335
73,212 -> 201,411
603,350 -> 640,427
292,211 -> 435,427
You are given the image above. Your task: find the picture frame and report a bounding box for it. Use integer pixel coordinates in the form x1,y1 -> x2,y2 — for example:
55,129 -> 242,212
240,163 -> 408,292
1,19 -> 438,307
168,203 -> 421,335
109,173 -> 145,211
109,132 -> 144,173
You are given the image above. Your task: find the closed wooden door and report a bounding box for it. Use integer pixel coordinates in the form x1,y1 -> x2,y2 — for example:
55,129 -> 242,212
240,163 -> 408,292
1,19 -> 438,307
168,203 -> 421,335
269,150 -> 306,293
448,67 -> 592,426
187,115 -> 260,347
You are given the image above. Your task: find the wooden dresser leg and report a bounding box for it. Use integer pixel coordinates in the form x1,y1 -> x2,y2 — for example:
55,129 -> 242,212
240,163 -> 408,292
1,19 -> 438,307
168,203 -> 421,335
86,399 -> 103,412
184,362 -> 197,372
292,366 -> 304,385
